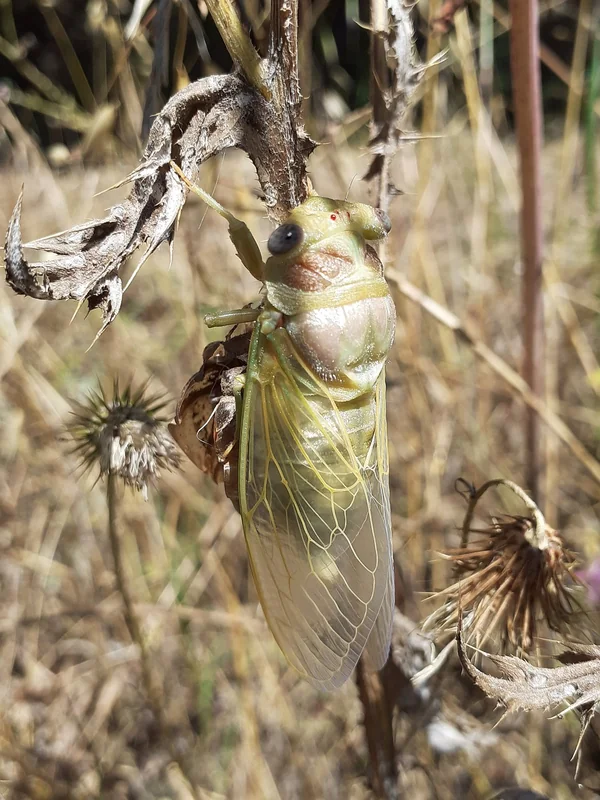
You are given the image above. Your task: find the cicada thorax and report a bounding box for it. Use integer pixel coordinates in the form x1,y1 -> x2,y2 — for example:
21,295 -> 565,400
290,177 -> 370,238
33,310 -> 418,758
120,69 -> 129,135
263,195 -> 396,399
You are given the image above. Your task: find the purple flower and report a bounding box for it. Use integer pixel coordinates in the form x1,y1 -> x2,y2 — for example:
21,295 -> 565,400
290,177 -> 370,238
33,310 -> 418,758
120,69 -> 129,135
576,558 -> 600,606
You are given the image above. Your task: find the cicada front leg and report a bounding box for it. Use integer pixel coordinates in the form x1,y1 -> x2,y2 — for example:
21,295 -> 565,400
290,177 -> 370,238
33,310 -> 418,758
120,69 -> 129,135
170,161 -> 265,282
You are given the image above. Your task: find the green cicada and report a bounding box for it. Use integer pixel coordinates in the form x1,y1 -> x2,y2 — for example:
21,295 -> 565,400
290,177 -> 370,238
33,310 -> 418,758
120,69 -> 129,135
170,164 -> 395,690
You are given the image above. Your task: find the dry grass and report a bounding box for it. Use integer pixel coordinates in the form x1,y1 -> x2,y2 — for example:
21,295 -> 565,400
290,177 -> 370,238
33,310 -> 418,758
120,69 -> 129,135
1,42 -> 600,800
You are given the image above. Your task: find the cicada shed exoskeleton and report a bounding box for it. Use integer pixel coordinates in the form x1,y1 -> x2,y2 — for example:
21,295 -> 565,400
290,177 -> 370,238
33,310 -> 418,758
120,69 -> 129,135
170,165 -> 395,690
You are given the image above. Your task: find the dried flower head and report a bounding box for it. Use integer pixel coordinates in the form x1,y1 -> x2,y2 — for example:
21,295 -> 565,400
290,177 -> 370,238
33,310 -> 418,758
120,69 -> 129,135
426,480 -> 582,654
69,381 -> 181,498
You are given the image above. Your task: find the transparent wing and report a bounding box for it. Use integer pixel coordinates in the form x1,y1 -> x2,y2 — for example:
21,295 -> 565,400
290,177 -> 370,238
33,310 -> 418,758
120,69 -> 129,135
363,560 -> 394,672
363,371 -> 394,672
239,327 -> 393,690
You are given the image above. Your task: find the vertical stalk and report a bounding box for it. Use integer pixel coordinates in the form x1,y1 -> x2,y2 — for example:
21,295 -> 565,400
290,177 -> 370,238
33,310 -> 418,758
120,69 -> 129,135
107,473 -> 194,783
107,473 -> 163,718
508,0 -> 544,502
479,0 -> 493,109
370,0 -> 390,219
353,7 -> 401,797
544,0 -> 591,525
355,660 -> 399,800
586,15 -> 600,219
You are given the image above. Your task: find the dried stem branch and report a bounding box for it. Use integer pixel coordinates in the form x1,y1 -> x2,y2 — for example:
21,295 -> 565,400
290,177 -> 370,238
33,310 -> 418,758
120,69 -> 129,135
106,473 -> 186,772
456,478 -> 548,550
356,660 -> 399,800
357,4 -> 422,797
203,0 -> 264,93
4,2 -> 314,337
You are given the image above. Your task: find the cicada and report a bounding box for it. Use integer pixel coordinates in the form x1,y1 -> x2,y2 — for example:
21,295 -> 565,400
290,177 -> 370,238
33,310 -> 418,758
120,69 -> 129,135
170,164 -> 396,690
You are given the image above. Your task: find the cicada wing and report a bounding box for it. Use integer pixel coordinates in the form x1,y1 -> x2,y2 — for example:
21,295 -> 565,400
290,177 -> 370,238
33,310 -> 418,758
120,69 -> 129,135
363,564 -> 394,671
360,375 -> 394,672
239,328 -> 393,690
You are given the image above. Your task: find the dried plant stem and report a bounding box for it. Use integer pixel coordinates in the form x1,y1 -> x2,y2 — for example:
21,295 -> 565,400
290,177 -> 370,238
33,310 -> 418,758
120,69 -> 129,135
478,0 -> 598,112
359,4 -> 422,796
203,0 -> 264,94
106,473 -> 189,779
355,660 -> 399,800
545,0 -> 593,525
586,14 -> 600,215
38,2 -> 96,112
370,0 -> 390,218
456,478 -> 548,550
0,33 -> 88,112
509,0 -> 545,502
107,473 -> 161,709
387,269 -> 600,488
414,2 -> 457,365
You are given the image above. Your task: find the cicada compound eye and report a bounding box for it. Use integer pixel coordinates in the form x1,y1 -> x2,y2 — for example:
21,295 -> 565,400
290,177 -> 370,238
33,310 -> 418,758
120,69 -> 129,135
267,223 -> 304,255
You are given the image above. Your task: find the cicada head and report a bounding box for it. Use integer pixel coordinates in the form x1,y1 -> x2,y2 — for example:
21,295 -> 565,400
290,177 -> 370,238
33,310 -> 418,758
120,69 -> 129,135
264,195 -> 391,296
266,195 -> 390,260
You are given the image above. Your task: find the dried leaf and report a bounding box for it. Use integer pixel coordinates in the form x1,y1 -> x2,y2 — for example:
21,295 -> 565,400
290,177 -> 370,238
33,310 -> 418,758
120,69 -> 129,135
457,618 -> 600,765
4,72 -> 315,335
458,627 -> 600,713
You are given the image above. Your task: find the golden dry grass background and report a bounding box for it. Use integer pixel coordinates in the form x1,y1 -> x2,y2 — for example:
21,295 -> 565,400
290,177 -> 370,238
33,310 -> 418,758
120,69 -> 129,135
1,8 -> 600,797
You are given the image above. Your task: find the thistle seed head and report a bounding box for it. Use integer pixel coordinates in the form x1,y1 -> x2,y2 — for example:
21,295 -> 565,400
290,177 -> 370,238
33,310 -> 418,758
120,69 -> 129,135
425,480 -> 583,655
69,381 -> 181,498
430,516 -> 581,653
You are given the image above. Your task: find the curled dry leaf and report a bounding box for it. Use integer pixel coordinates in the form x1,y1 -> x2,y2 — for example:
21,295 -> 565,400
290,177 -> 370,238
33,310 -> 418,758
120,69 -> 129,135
4,72 -> 315,339
458,618 -> 600,768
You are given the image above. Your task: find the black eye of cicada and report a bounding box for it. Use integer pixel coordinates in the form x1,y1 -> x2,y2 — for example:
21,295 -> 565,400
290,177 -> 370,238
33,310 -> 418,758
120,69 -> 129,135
267,223 -> 304,255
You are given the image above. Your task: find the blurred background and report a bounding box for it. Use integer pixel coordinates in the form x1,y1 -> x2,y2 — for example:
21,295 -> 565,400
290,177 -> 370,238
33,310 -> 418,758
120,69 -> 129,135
0,1 -> 599,798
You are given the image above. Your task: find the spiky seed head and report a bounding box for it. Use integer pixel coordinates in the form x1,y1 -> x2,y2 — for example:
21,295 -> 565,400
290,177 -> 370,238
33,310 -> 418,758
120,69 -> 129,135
428,516 -> 582,654
69,380 -> 181,498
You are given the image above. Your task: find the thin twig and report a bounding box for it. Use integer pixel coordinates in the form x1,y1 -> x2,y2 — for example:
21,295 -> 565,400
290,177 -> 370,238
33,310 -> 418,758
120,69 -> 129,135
387,269 -> 600,487
456,478 -> 548,550
203,0 -> 265,95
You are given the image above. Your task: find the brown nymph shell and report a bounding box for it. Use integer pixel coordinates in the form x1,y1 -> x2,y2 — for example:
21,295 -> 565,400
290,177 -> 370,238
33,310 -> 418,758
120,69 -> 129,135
169,325 -> 252,506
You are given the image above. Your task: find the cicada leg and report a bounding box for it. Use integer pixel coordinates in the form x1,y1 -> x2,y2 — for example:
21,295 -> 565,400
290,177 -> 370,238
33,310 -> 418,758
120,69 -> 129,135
204,307 -> 261,328
170,161 -> 265,282
226,308 -> 281,460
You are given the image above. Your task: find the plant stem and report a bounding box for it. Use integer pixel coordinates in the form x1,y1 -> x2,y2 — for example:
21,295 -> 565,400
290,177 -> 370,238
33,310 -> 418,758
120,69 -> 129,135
585,15 -> 600,218
508,0 -> 545,502
203,0 -> 265,96
456,478 -> 548,550
370,0 -> 390,217
356,660 -> 399,800
106,472 -> 190,779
